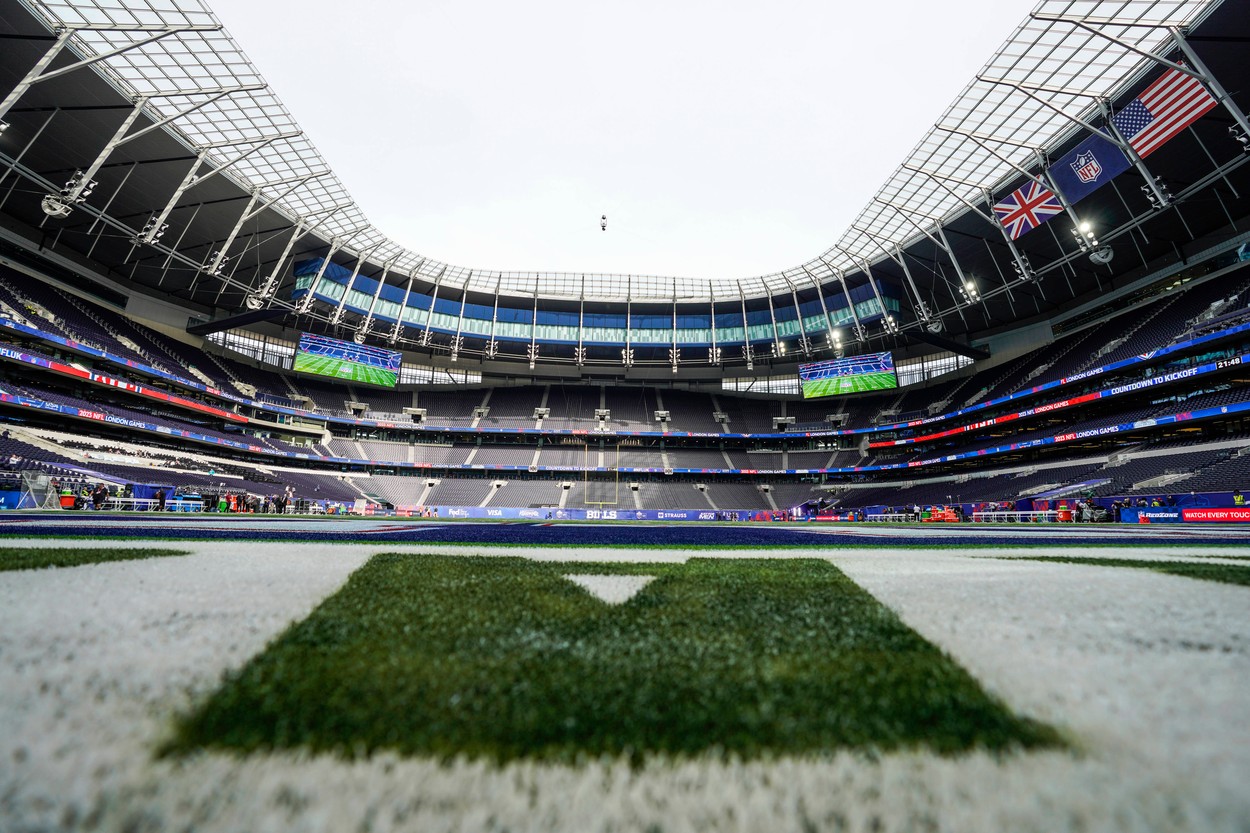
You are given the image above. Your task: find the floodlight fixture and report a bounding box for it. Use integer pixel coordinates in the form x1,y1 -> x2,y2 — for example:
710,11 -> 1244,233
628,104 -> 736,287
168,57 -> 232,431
915,300 -> 943,333
1230,125 -> 1250,152
133,216 -> 168,246
621,347 -> 634,368
959,280 -> 980,303
708,346 -> 722,364
1071,222 -> 1099,253
0,121 -> 8,135
42,169 -> 97,217
1142,177 -> 1172,210
206,250 -> 230,276
1012,255 -> 1036,283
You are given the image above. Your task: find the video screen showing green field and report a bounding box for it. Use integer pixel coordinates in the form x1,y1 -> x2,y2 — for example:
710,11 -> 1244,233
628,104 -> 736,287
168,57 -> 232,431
799,351 -> 898,398
293,332 -> 401,388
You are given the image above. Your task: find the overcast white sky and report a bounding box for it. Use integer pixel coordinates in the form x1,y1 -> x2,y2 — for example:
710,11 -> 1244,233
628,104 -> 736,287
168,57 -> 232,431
206,0 -> 1039,280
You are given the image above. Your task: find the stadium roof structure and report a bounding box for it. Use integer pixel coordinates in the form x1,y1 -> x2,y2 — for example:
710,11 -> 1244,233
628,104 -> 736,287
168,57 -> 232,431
1,0 -> 1248,375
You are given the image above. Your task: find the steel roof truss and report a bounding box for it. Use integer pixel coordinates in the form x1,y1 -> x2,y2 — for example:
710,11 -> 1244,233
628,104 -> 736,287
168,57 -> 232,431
783,277 -> 811,356
1030,12 -> 1198,77
0,29 -> 74,124
137,147 -> 204,244
84,158 -> 135,256
253,203 -> 349,306
1169,26 -> 1250,139
0,25 -> 219,123
296,233 -> 356,314
852,225 -> 930,327
388,270 -> 417,346
799,266 -> 837,347
707,281 -> 718,363
873,197 -> 950,248
491,277 -> 503,360
818,255 -> 866,343
840,246 -> 894,336
418,265 -> 447,346
359,255 -> 398,341
328,242 -> 382,327
204,189 -> 257,276
0,108 -> 58,193
43,95 -> 145,213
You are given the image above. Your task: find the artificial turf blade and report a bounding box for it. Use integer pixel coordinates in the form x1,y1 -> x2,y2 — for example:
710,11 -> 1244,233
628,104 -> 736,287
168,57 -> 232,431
169,554 -> 1061,762
0,546 -> 188,572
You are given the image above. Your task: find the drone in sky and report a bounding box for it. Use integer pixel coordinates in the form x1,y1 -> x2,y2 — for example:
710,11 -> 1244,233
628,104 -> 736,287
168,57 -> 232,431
601,214 -> 607,232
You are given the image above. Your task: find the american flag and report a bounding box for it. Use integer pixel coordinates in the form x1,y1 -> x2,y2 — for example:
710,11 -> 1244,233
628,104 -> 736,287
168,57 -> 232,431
992,181 -> 1064,240
1111,67 -> 1219,158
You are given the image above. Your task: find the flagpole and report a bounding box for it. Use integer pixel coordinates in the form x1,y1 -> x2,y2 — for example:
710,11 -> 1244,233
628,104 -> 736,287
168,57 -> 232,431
1031,151 -> 1089,252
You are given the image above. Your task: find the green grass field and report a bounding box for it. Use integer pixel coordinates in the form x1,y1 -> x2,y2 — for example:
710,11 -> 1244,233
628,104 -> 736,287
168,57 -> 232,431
293,353 -> 397,387
0,547 -> 187,572
801,370 -> 898,398
168,554 -> 1061,763
1005,556 -> 1250,586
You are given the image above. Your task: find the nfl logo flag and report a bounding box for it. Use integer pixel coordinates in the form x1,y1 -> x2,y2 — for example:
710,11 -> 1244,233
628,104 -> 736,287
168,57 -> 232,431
993,181 -> 1064,240
1071,151 -> 1103,184
1112,67 -> 1219,158
1047,131 -> 1131,205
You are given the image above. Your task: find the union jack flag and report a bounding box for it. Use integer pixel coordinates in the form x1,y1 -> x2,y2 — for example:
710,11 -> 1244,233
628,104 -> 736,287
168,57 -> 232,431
992,181 -> 1064,240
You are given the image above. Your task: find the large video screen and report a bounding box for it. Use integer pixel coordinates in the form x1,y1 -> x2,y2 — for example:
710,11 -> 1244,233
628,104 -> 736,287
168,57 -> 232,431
293,332 -> 402,388
799,351 -> 898,398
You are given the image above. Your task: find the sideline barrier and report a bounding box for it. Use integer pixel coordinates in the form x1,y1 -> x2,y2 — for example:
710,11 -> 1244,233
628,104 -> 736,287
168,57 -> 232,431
97,497 -> 204,512
971,510 -> 1060,523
